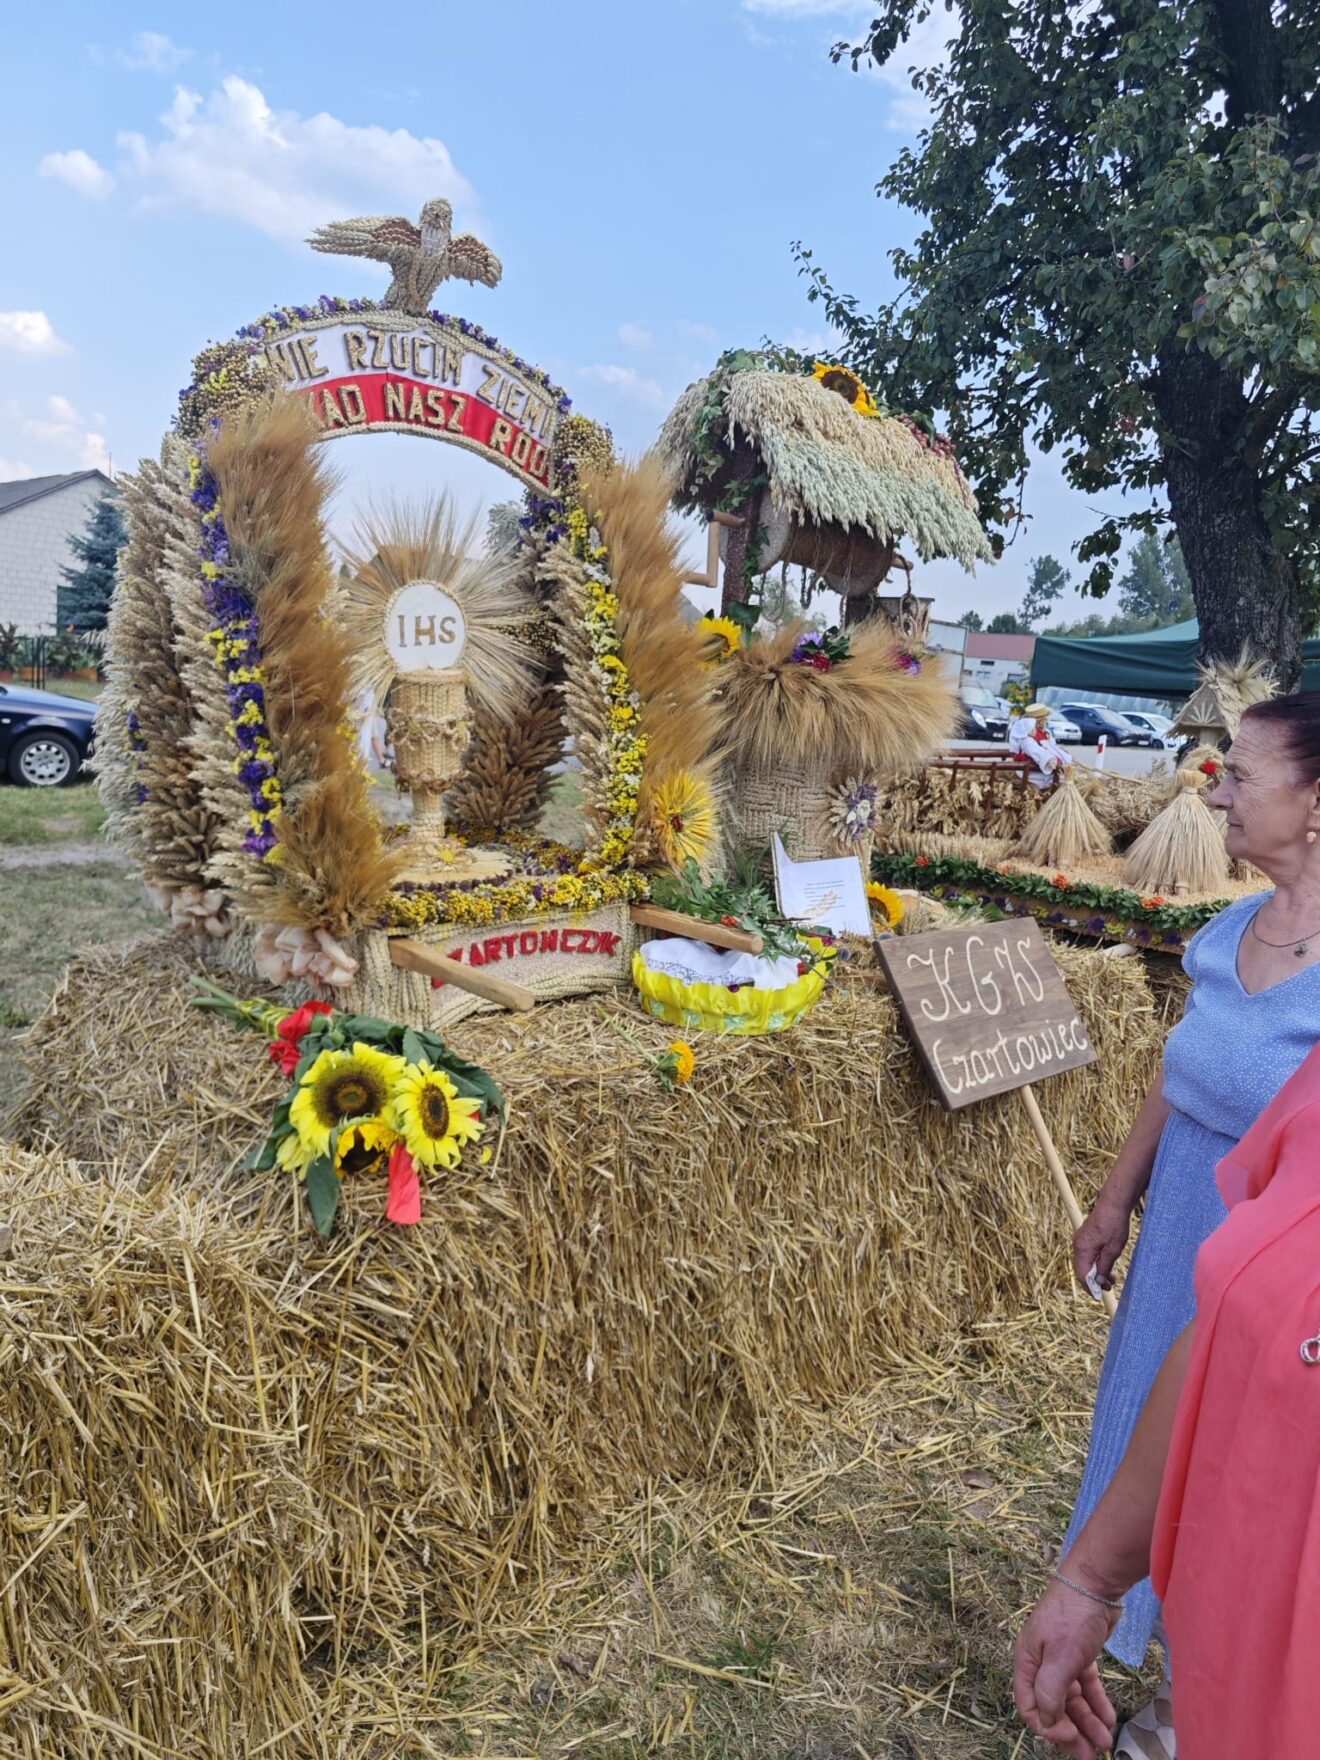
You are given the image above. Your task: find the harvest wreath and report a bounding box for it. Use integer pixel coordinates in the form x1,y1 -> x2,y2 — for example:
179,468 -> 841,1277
872,849 -> 1229,951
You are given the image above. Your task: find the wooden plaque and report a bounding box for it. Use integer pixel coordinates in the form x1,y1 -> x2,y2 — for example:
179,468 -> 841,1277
875,920 -> 1096,1110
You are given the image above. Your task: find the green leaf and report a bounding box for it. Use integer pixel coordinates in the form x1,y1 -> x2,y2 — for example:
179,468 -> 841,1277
401,1028 -> 427,1068
304,1155 -> 341,1239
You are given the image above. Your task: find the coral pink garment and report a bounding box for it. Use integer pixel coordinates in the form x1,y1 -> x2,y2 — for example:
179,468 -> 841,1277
1151,1052 -> 1320,1758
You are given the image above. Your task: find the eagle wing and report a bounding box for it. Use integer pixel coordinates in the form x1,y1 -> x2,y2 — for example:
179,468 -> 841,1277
307,214 -> 422,267
443,234 -> 503,289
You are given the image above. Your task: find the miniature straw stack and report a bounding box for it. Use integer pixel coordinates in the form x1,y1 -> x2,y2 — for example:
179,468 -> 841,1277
1016,776 -> 1113,870
1122,768 -> 1229,896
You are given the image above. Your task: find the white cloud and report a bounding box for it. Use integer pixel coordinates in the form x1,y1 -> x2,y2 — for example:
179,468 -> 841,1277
780,325 -> 835,355
0,312 -> 71,357
860,6 -> 959,130
39,148 -> 116,199
17,395 -> 110,473
118,31 -> 191,73
680,320 -> 719,343
617,322 -> 653,350
578,364 -> 669,412
112,75 -> 475,242
0,457 -> 36,483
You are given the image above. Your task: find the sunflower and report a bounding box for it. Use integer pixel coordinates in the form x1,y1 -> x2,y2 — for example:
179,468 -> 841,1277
667,1041 -> 695,1083
811,361 -> 879,418
648,770 -> 718,871
390,1062 -> 484,1171
866,881 -> 906,930
289,1043 -> 404,1160
700,614 -> 743,664
335,1117 -> 399,1180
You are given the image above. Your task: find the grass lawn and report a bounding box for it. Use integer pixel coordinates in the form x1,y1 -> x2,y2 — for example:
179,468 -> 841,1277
45,677 -> 104,703
0,778 -> 107,846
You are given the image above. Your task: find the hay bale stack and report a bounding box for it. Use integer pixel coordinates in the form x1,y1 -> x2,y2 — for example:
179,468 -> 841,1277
4,933 -> 1164,1752
1073,766 -> 1164,840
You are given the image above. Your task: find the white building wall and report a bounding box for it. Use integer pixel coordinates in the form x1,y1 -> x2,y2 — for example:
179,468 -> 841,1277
0,478 -> 114,634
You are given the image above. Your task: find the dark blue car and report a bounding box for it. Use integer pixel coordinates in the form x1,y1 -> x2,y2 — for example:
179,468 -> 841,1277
0,682 -> 97,786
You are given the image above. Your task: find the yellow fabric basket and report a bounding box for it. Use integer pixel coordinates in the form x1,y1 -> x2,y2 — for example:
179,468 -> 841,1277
632,937 -> 837,1036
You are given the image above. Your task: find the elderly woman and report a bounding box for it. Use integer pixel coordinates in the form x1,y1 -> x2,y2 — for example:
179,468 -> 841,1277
1014,1035 -> 1320,1757
1059,693 -> 1320,1755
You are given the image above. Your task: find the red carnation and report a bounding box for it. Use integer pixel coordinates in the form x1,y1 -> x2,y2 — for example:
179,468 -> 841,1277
1052,874 -> 1070,889
810,653 -> 833,672
1199,758 -> 1221,777
268,999 -> 334,1076
915,855 -> 931,868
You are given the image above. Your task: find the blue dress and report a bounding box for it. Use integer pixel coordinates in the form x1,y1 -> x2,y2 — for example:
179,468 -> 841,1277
1063,892 -> 1320,1666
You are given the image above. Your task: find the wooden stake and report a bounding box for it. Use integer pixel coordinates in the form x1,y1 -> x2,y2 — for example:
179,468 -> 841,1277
1018,1083 -> 1118,1320
389,939 -> 536,1012
629,904 -> 764,954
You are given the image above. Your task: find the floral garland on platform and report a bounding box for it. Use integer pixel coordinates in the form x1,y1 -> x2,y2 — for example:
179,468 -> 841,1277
385,860 -> 648,934
872,850 -> 1231,951
189,453 -> 283,860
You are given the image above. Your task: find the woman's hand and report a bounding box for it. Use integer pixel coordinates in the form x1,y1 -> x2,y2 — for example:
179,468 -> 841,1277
1013,1582 -> 1118,1759
1072,1192 -> 1131,1292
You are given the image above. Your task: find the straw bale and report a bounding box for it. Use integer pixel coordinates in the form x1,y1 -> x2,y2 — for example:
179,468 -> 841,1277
4,932 -> 1163,1752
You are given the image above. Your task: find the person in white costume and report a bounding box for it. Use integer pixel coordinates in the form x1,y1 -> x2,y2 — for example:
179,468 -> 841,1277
1009,702 -> 1072,789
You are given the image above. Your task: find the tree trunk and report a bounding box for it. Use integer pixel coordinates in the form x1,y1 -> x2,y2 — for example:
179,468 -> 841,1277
1153,348 -> 1302,688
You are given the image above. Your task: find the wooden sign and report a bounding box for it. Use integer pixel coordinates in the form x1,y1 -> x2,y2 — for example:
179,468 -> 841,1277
261,312 -> 560,491
875,920 -> 1096,1110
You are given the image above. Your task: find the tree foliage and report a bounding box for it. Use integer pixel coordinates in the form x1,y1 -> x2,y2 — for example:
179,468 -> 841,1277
57,493 -> 126,633
1117,531 -> 1195,623
1018,553 -> 1071,628
795,0 -> 1320,680
957,608 -> 983,631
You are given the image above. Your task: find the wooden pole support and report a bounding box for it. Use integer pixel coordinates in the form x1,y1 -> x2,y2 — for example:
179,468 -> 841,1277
629,904 -> 764,955
389,939 -> 537,1012
1018,1082 -> 1118,1320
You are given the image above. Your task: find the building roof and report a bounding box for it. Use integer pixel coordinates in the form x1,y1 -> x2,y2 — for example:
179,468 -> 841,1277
0,470 -> 115,518
965,631 -> 1036,661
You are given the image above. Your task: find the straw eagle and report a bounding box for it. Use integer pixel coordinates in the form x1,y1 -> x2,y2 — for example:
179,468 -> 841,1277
307,197 -> 502,315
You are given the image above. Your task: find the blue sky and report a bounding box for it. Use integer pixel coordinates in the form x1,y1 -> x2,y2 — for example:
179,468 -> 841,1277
1,1 -> 1119,624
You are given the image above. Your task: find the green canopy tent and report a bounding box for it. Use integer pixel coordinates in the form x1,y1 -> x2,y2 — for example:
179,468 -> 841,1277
1030,618 -> 1320,697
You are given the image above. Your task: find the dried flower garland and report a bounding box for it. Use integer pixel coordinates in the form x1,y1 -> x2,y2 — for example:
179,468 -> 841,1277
564,503 -> 648,869
189,453 -> 283,860
384,862 -> 648,933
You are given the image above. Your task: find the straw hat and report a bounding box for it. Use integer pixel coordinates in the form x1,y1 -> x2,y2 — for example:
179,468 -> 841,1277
1025,703 -> 1052,718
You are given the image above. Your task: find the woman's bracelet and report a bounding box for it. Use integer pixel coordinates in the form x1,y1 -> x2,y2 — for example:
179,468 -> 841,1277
1052,1568 -> 1124,1611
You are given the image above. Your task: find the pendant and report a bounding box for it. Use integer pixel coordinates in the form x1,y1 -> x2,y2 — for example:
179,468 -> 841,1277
1297,940 -> 1310,958
1301,1334 -> 1320,1365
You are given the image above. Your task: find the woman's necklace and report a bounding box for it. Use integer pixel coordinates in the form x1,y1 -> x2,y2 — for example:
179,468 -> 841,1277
1250,911 -> 1320,959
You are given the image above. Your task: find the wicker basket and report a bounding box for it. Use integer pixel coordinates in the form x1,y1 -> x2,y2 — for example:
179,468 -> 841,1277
344,903 -> 639,1032
728,755 -> 877,874
632,937 -> 837,1036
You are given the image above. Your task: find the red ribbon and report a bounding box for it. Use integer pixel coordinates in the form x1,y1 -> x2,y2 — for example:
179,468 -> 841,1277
386,1144 -> 422,1225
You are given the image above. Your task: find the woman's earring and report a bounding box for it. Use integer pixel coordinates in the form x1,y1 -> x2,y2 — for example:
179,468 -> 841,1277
1308,831 -> 1317,846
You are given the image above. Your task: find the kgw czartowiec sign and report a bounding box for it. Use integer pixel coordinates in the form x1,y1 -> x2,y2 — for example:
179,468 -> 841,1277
262,311 -> 562,493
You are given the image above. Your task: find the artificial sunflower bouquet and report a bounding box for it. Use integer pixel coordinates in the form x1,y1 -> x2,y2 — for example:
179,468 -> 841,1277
194,980 -> 505,1238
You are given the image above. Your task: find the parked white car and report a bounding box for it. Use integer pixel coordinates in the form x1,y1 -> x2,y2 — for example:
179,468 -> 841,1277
1120,710 -> 1179,749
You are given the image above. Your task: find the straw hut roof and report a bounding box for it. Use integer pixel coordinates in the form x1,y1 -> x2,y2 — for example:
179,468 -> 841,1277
657,364 -> 995,571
